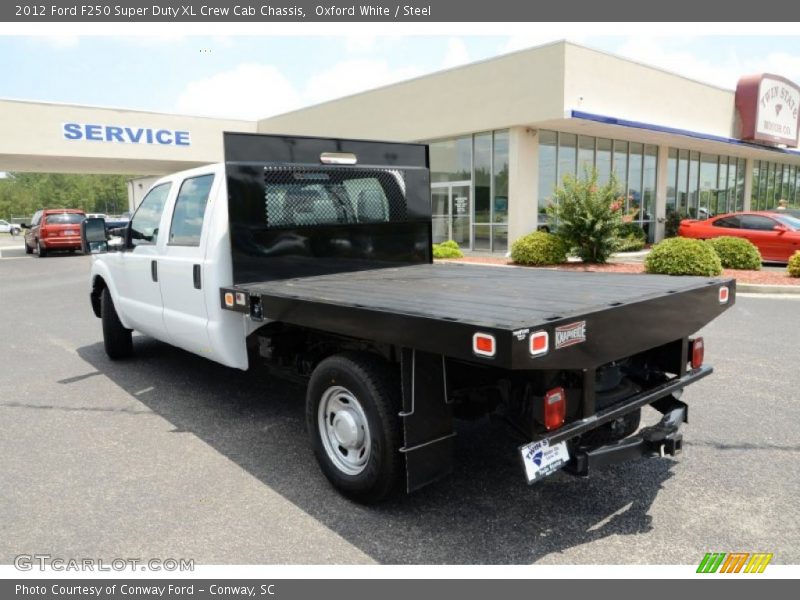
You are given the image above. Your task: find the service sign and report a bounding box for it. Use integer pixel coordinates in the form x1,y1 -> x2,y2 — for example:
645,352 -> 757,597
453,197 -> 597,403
62,123 -> 191,147
736,73 -> 800,147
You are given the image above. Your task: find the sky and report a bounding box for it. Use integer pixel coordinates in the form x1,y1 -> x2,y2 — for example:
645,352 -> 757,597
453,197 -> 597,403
1,34 -> 800,121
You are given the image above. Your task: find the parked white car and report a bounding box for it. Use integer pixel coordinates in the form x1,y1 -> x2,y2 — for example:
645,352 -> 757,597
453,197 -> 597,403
0,219 -> 21,235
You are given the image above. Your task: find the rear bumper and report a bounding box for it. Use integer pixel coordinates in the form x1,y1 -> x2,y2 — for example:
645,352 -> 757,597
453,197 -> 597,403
532,365 -> 711,446
566,400 -> 687,476
41,237 -> 81,249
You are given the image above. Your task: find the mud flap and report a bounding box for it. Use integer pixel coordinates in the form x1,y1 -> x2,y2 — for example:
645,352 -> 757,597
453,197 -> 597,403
399,348 -> 455,493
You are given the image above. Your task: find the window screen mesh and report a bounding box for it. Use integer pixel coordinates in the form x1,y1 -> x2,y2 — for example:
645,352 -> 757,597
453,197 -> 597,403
263,166 -> 407,229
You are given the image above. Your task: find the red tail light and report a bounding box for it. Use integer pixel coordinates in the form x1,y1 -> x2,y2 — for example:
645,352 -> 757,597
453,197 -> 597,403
719,286 -> 729,304
543,387 -> 566,431
472,332 -> 496,358
691,337 -> 704,370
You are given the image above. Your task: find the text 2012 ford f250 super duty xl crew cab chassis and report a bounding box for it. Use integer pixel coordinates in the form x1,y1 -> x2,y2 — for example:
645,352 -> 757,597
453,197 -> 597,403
82,133 -> 735,503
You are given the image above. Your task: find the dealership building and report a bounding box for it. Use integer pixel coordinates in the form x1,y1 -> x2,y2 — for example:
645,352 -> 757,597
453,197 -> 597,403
2,41 -> 799,253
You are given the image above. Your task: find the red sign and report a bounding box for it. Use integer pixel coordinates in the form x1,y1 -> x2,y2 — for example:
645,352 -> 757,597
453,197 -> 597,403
736,74 -> 800,147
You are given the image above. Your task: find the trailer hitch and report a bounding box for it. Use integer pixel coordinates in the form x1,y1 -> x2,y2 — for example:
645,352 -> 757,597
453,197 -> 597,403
566,399 -> 688,477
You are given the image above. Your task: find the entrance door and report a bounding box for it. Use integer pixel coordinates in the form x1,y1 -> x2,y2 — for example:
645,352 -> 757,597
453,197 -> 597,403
450,184 -> 471,247
431,181 -> 472,248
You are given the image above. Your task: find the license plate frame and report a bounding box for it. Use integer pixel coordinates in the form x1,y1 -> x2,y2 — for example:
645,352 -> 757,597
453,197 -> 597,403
519,438 -> 570,484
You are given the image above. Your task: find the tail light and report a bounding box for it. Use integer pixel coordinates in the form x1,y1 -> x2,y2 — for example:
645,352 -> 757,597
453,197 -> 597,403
719,286 -> 729,304
691,337 -> 704,370
529,330 -> 549,357
543,387 -> 566,431
472,332 -> 496,358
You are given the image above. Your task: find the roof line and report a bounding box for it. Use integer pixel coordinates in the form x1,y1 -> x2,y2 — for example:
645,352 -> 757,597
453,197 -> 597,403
570,110 -> 800,157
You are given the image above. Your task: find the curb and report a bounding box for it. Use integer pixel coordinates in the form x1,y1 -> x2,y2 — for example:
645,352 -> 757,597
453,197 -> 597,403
736,282 -> 800,294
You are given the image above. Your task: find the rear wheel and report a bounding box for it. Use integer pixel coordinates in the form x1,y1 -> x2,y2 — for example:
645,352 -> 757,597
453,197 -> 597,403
101,288 -> 133,360
306,352 -> 402,503
37,240 -> 47,257
24,240 -> 33,254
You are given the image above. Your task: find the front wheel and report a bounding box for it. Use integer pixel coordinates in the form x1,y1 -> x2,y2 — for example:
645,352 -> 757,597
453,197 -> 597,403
306,353 -> 403,503
101,288 -> 133,360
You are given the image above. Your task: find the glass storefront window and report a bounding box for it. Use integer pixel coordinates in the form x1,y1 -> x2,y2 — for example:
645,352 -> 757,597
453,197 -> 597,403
558,133 -> 577,184
627,143 -> 643,215
538,130 -> 558,216
613,141 -> 628,192
578,135 -> 594,176
751,159 -> 800,210
666,148 -> 677,213
688,152 -> 700,218
643,146 -> 657,240
677,149 -> 689,216
473,131 -> 492,232
716,156 -> 728,215
596,138 -> 612,186
736,159 -> 745,211
430,136 -> 472,184
699,153 -> 717,219
493,130 -> 509,225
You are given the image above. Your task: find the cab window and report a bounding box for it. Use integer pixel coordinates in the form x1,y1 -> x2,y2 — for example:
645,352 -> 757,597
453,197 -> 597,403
739,215 -> 778,231
130,183 -> 171,246
713,216 -> 740,228
168,175 -> 214,246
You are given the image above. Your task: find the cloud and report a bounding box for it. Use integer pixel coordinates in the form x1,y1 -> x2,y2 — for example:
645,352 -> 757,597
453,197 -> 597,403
36,35 -> 79,49
613,37 -> 800,89
441,38 -> 470,69
175,64 -> 301,120
344,35 -> 377,54
176,58 -> 422,119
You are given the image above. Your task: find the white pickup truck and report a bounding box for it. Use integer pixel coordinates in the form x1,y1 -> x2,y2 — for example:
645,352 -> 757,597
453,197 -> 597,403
82,133 -> 734,503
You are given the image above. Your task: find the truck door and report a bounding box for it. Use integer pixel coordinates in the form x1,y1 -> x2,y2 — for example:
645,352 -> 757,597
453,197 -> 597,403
117,182 -> 172,338
158,174 -> 215,355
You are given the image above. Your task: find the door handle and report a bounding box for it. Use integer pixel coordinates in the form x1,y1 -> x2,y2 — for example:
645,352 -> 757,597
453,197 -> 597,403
193,264 -> 201,289
151,260 -> 158,282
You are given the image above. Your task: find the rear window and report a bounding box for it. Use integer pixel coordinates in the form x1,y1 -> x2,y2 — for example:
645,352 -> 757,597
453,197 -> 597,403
44,213 -> 84,225
263,167 -> 406,229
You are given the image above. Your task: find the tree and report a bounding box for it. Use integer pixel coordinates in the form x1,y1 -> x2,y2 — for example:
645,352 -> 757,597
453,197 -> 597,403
546,169 -> 624,264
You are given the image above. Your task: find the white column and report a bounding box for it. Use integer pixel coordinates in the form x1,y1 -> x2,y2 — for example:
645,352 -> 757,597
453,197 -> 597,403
654,144 -> 670,242
742,158 -> 753,211
508,126 -> 539,245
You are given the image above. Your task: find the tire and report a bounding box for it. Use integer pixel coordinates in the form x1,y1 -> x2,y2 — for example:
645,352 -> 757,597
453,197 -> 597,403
24,240 -> 33,254
580,408 -> 641,446
101,288 -> 133,360
37,240 -> 47,257
306,352 -> 403,503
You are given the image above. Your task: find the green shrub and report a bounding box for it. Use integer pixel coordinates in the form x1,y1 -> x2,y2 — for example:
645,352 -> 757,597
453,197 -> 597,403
664,209 -> 684,238
706,236 -> 761,270
644,237 -> 722,276
511,231 -> 568,266
547,169 -> 624,263
432,240 -> 464,259
788,251 -> 800,277
615,222 -> 647,252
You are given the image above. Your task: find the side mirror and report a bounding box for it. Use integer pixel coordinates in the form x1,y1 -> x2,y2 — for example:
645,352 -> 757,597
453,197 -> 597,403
81,217 -> 108,254
20,223 -> 30,229
773,224 -> 789,233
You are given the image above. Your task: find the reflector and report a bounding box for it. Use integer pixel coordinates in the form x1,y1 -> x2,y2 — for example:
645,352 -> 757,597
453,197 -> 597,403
530,331 -> 549,357
544,387 -> 566,431
472,332 -> 496,357
691,337 -> 705,370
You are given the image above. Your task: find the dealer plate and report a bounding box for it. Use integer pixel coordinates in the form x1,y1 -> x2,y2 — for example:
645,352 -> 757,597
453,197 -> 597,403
519,439 -> 570,484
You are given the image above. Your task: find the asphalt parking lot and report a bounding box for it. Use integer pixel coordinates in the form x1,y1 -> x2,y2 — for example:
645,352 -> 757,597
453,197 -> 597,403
1,235 -> 798,565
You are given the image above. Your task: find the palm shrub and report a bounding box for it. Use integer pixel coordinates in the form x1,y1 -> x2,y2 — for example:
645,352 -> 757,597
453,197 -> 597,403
546,169 -> 623,263
706,236 -> 761,270
644,237 -> 722,276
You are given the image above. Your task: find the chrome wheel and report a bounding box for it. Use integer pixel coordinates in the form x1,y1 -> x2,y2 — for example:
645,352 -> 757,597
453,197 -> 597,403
317,385 -> 371,476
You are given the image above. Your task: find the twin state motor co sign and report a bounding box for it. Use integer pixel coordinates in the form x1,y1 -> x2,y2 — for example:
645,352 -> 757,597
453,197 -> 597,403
736,74 -> 800,147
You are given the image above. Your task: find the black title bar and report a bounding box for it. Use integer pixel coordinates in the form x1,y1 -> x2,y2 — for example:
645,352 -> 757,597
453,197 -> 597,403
4,0 -> 800,21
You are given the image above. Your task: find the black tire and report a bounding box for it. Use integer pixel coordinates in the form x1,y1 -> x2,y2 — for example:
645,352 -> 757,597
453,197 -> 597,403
24,240 -> 33,254
306,352 -> 402,503
101,288 -> 133,360
37,240 -> 47,257
581,409 -> 641,446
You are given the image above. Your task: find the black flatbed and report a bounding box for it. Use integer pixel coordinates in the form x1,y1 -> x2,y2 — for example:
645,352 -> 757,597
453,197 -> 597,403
224,263 -> 734,370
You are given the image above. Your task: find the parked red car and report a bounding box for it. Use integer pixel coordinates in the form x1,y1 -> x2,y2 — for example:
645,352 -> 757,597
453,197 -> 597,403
678,211 -> 800,263
23,209 -> 86,257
